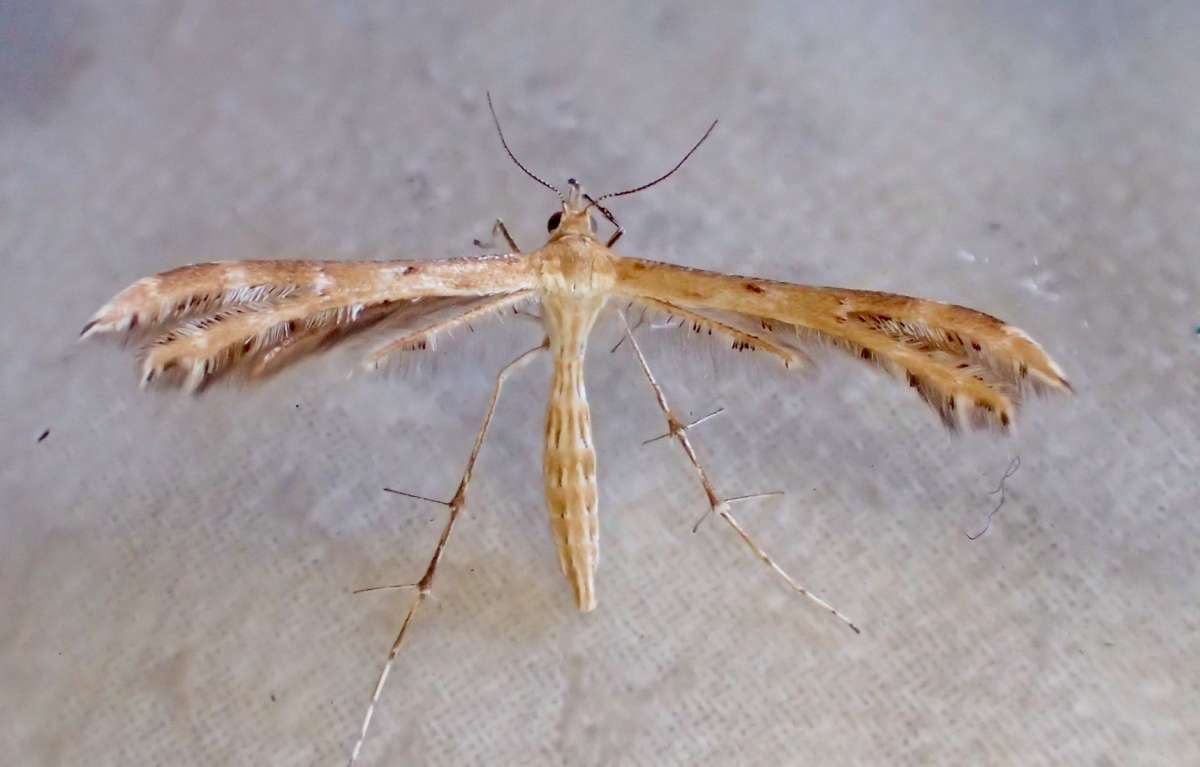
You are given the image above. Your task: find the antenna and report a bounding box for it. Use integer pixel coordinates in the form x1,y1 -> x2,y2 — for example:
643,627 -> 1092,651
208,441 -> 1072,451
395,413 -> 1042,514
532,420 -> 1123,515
594,119 -> 718,202
583,192 -> 620,230
487,92 -> 562,200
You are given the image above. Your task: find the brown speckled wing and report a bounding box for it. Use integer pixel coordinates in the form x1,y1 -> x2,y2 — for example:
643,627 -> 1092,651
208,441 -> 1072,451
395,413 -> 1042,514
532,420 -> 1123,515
613,256 -> 1071,432
82,255 -> 537,390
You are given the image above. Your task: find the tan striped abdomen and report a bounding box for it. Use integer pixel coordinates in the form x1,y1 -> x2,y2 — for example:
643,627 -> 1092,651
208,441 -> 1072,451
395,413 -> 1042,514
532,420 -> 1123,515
542,293 -> 605,612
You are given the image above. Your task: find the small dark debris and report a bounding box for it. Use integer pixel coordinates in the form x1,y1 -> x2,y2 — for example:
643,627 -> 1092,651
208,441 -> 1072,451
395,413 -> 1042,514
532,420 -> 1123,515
295,403 -> 301,409
270,693 -> 276,703
966,456 -> 1021,540
37,429 -> 50,443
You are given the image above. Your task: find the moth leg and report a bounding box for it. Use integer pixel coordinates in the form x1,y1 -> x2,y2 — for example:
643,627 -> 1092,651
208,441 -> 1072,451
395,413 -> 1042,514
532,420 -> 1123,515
618,312 -> 860,635
473,218 -> 522,252
643,407 -> 725,445
345,339 -> 548,767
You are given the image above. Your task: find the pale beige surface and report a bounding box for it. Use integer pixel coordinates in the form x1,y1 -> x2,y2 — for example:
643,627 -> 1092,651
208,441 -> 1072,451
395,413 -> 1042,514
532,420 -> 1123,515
3,3 -> 1198,766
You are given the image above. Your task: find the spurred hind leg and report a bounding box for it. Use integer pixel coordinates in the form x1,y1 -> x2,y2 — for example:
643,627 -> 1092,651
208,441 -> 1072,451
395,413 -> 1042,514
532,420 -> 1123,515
345,339 -> 548,766
618,312 -> 859,635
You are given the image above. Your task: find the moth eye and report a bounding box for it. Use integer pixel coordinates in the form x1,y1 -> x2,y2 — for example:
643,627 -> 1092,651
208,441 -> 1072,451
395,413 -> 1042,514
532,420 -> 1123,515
547,211 -> 562,231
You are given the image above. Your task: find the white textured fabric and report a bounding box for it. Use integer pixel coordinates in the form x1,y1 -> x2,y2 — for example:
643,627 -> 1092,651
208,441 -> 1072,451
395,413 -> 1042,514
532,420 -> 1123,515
3,3 -> 1196,765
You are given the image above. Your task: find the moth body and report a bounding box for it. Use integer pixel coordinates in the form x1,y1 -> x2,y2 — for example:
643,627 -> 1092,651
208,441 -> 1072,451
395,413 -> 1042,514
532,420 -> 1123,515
533,181 -> 619,611
540,291 -> 605,611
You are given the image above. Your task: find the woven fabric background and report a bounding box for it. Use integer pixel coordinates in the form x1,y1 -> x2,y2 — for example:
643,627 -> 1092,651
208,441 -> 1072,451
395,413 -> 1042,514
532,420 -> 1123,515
3,3 -> 1196,765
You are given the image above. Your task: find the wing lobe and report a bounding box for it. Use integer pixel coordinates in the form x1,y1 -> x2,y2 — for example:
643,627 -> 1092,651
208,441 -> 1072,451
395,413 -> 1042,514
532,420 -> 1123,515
614,257 -> 1070,432
82,254 -> 534,339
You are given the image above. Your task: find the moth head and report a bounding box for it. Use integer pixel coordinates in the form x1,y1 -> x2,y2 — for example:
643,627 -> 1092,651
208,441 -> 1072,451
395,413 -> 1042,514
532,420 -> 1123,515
546,178 -> 596,238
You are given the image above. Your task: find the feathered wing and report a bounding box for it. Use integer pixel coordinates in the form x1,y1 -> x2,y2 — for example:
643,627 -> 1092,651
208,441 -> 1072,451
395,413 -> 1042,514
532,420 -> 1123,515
622,296 -> 814,371
362,292 -> 536,371
613,257 -> 1071,432
82,255 -> 537,390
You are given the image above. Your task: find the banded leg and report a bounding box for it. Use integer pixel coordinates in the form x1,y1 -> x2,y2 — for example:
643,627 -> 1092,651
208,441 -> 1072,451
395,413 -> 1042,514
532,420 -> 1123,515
345,339 -> 548,767
619,313 -> 860,635
473,218 -> 521,252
